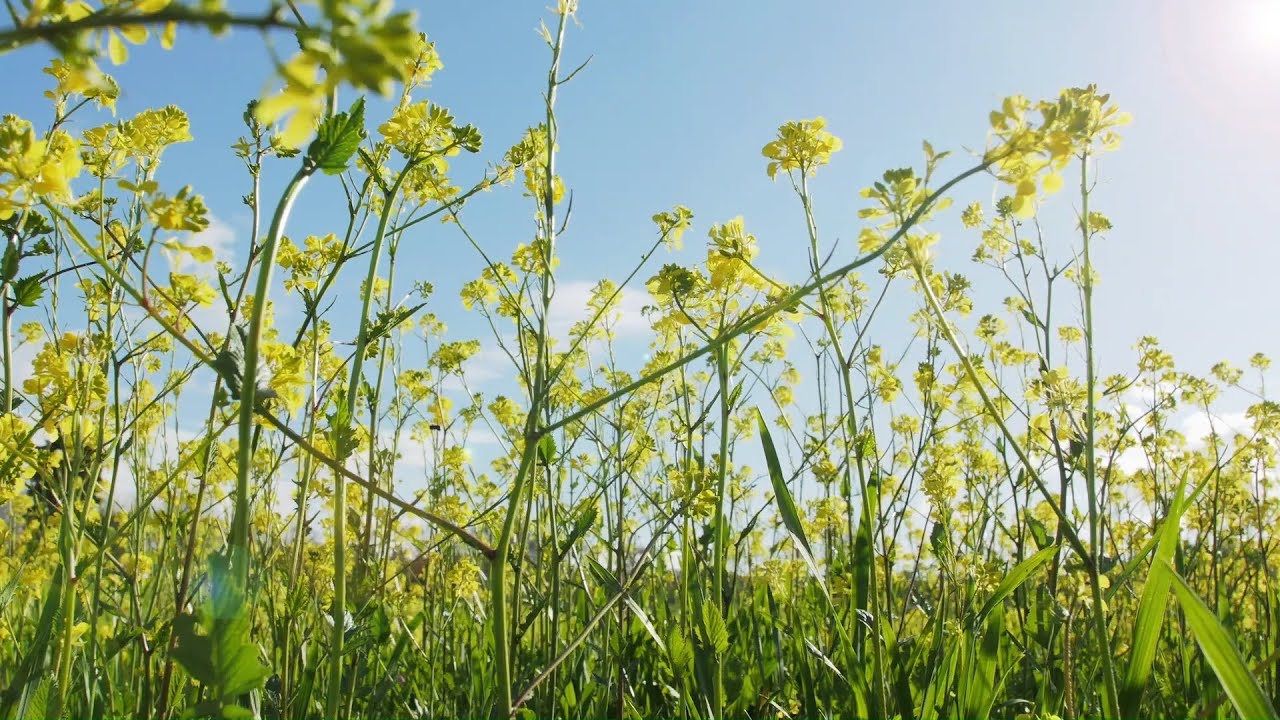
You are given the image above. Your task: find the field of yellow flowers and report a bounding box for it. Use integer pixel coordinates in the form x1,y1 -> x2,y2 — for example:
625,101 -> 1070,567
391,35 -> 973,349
1,2 -> 1277,719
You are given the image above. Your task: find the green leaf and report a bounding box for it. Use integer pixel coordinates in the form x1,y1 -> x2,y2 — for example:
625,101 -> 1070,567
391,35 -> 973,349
1120,484 -> 1186,718
1168,567 -> 1279,720
556,504 -> 597,561
700,599 -> 729,656
803,638 -> 846,681
169,551 -> 271,715
451,123 -> 483,153
0,566 -> 64,718
537,433 -> 557,466
2,243 -> 19,282
964,604 -> 1004,720
756,408 -> 823,588
854,474 -> 880,613
975,545 -> 1057,622
585,556 -> 621,596
306,97 -> 366,175
1024,512 -> 1050,551
667,629 -> 692,670
624,597 -> 666,652
10,272 -> 47,307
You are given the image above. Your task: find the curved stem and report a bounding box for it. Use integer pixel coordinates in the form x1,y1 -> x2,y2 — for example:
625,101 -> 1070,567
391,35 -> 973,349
491,9 -> 569,717
231,166 -> 311,582
324,158 -> 417,720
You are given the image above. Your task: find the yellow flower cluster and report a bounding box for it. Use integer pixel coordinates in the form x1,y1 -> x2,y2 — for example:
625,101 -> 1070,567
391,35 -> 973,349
0,115 -> 82,219
762,117 -> 842,179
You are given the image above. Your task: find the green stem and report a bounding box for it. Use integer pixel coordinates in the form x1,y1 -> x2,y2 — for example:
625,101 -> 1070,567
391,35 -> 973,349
711,342 -> 731,717
1079,148 -> 1122,720
53,509 -> 78,718
1,300 -> 11,414
324,159 -> 417,720
798,170 -> 888,717
491,9 -> 569,717
232,165 -> 312,582
908,255 -> 1097,570
543,159 -> 997,439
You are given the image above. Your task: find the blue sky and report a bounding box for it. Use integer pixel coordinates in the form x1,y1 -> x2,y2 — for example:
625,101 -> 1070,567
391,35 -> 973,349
7,0 -> 1279,392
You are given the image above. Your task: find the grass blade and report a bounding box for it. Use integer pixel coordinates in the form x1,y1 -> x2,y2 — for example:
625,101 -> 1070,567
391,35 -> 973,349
976,545 -> 1057,622
964,604 -> 1005,720
756,408 -> 823,587
1168,567 -> 1279,720
1120,480 -> 1186,717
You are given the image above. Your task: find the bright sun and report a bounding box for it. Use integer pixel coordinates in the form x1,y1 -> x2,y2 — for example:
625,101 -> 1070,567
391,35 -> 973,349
1237,0 -> 1280,57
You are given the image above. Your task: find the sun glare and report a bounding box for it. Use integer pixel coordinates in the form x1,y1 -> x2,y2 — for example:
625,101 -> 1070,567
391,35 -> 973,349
1237,0 -> 1280,58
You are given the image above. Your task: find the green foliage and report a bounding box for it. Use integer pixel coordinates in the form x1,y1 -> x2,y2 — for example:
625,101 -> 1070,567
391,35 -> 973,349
306,97 -> 367,175
1169,569 -> 1280,720
169,552 -> 270,718
0,3 -> 1276,720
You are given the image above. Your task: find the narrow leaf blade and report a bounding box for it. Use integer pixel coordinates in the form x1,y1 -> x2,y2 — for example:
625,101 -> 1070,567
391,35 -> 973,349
1168,568 -> 1279,720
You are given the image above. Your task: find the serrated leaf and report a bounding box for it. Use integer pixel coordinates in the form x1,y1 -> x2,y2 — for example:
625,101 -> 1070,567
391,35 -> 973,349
700,599 -> 728,656
537,433 -> 557,465
306,97 -> 366,175
668,630 -> 692,670
557,505 -> 596,561
11,272 -> 47,307
169,551 -> 270,715
364,301 -> 427,346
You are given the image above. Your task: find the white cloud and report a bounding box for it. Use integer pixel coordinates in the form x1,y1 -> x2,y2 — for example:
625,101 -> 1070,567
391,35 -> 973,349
159,213 -> 240,335
169,214 -> 238,274
1112,408 -> 1254,474
8,341 -> 37,393
1179,410 -> 1251,444
548,280 -> 651,341
440,340 -> 512,392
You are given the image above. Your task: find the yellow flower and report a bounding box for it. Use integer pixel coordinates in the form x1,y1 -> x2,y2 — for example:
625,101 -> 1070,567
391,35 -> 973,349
763,117 -> 842,179
380,101 -> 459,158
70,621 -> 90,647
255,53 -> 327,150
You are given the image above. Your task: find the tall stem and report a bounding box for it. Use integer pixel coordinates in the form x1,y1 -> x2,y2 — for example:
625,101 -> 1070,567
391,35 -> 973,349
710,343 -> 731,717
324,160 -> 416,719
1079,148 -> 1121,720
232,166 -> 311,581
490,9 -> 569,718
798,171 -> 888,715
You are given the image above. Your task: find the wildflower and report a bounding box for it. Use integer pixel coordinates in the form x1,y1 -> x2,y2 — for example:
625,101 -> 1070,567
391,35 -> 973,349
763,117 -> 843,179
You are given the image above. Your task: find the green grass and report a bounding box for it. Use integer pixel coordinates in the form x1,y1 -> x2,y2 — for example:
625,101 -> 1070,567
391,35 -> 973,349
0,4 -> 1278,720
